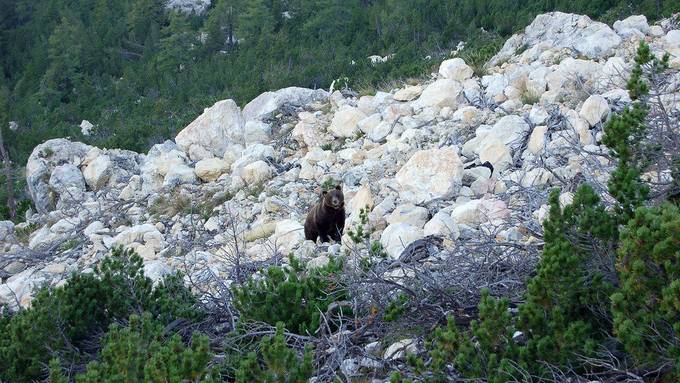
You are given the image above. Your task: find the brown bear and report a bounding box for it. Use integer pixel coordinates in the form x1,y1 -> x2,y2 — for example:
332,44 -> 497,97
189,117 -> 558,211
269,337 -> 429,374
304,185 -> 345,243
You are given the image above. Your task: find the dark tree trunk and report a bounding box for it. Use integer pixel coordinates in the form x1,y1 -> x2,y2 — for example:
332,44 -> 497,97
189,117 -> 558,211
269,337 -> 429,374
0,126 -> 16,218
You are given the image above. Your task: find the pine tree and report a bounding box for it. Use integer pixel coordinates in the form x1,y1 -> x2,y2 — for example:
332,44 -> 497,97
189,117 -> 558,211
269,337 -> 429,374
155,14 -> 194,75
517,186 -> 616,372
238,0 -> 275,43
0,83 -> 16,219
202,0 -> 242,53
76,313 -> 215,383
428,291 -> 517,383
47,359 -> 68,383
235,322 -> 313,383
611,204 -> 680,378
87,0 -> 126,74
0,248 -> 200,382
41,13 -> 86,107
233,256 -> 349,335
602,42 -> 668,222
127,0 -> 166,46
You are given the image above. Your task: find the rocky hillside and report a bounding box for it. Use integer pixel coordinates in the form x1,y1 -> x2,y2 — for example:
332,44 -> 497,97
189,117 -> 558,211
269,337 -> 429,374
0,12 -> 678,374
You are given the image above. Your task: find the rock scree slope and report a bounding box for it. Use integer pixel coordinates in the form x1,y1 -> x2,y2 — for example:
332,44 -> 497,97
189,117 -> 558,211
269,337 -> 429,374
1,12 -> 678,320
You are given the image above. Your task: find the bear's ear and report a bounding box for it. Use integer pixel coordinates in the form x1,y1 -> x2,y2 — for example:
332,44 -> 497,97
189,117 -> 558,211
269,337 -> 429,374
322,190 -> 328,195
335,185 -> 342,191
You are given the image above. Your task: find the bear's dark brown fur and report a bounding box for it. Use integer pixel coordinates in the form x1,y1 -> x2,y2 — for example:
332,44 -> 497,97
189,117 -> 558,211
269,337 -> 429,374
304,185 -> 345,243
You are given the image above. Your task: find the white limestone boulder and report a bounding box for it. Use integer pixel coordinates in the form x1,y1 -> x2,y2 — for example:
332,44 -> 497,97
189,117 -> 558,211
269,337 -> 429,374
329,105 -> 367,138
478,139 -> 513,173
579,95 -> 610,126
395,147 -> 464,204
141,141 -> 192,194
26,139 -> 92,213
80,120 -> 94,136
438,58 -> 473,81
163,165 -> 197,188
380,223 -> 424,259
527,126 -> 548,155
664,30 -> 680,48
82,154 -> 113,191
386,204 -> 429,228
488,115 -> 531,151
175,99 -> 245,160
112,224 -> 159,247
49,164 -> 86,194
383,339 -> 418,360
450,198 -> 510,227
0,221 -> 14,243
291,112 -> 333,148
490,12 -> 622,65
274,219 -> 306,252
195,157 -> 229,182
394,85 -> 423,101
416,79 -> 463,109
241,160 -> 273,186
423,211 -> 460,239
347,185 -> 374,222
242,87 -> 328,121
244,120 -> 272,144
613,15 -> 650,36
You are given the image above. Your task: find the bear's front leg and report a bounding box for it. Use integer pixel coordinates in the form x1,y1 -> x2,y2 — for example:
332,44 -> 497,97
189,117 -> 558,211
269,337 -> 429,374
330,226 -> 342,242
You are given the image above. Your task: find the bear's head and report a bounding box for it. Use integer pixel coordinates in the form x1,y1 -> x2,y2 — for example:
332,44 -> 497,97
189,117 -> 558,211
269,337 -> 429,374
322,185 -> 344,210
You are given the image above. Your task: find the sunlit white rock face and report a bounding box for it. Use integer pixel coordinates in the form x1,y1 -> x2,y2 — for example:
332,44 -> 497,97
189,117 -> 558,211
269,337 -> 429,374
174,99 -> 245,161
490,12 -> 623,66
165,0 -> 211,15
242,87 -> 329,122
395,147 -> 464,204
